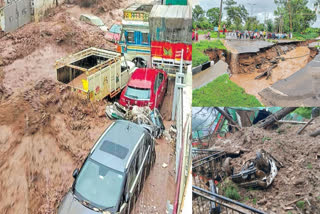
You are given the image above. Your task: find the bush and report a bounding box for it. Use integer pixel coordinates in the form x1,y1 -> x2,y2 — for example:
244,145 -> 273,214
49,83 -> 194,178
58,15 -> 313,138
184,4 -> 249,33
224,184 -> 241,201
192,74 -> 262,107
296,200 -> 305,210
294,107 -> 312,119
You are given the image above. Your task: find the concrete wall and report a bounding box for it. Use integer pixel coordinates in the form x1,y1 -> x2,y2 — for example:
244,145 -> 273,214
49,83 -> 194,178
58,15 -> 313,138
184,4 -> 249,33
33,0 -> 64,22
0,7 -> 4,31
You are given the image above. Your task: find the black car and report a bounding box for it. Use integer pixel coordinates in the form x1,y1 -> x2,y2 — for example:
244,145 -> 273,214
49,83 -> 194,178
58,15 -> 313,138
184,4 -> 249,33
58,120 -> 156,214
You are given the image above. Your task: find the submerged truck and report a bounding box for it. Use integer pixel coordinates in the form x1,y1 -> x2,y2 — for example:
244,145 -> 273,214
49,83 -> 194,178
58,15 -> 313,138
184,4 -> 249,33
56,47 -> 134,101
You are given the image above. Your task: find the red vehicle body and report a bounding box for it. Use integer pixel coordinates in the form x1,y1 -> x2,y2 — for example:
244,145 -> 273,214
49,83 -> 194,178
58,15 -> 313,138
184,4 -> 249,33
151,41 -> 192,64
119,68 -> 168,110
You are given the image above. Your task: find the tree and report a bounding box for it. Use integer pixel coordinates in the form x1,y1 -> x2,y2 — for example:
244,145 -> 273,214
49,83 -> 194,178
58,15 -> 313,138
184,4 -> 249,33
193,5 -> 205,23
206,8 -> 220,27
245,16 -> 259,31
274,0 -> 316,33
266,19 -> 274,32
225,1 -> 248,30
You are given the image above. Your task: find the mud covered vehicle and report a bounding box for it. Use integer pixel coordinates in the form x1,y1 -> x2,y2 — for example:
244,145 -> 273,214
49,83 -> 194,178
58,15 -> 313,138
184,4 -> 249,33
57,120 -> 156,214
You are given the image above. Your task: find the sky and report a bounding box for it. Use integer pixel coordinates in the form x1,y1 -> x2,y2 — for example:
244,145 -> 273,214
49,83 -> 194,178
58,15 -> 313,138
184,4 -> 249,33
193,0 -> 320,28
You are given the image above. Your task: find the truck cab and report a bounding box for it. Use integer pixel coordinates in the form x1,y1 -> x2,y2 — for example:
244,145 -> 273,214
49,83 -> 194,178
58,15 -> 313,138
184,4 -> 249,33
119,4 -> 153,68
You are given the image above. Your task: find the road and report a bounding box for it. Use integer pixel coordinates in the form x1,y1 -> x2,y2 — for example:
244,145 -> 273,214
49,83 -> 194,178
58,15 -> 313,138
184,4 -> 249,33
260,53 -> 320,106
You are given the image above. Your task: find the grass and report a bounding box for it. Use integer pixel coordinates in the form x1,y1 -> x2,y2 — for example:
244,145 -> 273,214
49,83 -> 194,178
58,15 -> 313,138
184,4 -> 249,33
192,74 -> 262,107
307,163 -> 313,169
223,183 -> 241,201
296,200 -> 305,210
262,136 -> 271,142
197,30 -> 226,38
252,198 -> 257,205
293,32 -> 319,41
294,107 -> 312,119
192,40 -> 226,67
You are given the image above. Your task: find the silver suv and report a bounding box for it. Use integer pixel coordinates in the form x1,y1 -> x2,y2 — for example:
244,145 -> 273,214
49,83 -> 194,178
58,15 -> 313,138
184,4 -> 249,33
58,120 -> 156,214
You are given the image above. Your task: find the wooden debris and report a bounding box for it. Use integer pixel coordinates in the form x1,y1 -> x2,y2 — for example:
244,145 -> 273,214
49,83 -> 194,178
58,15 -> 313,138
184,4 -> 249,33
255,64 -> 277,80
257,107 -> 298,129
297,118 -> 314,135
310,129 -> 320,137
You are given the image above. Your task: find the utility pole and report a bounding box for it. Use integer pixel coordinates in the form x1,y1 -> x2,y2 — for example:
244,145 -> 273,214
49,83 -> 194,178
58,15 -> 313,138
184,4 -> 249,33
218,0 -> 223,39
288,0 -> 293,38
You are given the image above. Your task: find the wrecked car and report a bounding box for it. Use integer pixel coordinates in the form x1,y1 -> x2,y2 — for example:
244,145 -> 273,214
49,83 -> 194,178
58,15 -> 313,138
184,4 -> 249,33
106,103 -> 165,138
231,149 -> 279,189
80,14 -> 108,32
58,120 -> 156,214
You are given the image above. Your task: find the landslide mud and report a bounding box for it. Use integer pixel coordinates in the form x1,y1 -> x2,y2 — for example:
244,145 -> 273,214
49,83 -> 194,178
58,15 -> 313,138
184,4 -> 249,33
212,119 -> 320,213
0,1 -> 176,213
231,46 -> 314,100
229,43 -> 318,101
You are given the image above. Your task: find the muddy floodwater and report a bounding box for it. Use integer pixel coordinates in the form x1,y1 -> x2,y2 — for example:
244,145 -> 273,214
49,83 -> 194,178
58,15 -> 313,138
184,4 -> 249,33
230,46 -> 311,100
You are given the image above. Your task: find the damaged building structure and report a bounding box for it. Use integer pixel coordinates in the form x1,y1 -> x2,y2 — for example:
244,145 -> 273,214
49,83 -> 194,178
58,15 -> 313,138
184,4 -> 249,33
0,0 -> 63,32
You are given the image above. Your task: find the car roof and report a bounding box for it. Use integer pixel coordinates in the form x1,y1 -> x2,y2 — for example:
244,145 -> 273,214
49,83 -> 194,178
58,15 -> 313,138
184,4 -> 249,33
80,14 -> 101,20
90,120 -> 147,173
128,68 -> 163,89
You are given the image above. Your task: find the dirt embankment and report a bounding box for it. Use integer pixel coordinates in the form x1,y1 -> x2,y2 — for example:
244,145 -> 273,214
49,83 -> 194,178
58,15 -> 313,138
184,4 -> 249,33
0,79 -> 109,214
213,119 -> 320,214
204,48 -> 227,63
236,42 -> 318,74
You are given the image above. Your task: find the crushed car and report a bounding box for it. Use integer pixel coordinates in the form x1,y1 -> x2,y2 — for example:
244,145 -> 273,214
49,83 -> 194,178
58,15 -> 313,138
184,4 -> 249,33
106,103 -> 165,138
231,149 -> 280,189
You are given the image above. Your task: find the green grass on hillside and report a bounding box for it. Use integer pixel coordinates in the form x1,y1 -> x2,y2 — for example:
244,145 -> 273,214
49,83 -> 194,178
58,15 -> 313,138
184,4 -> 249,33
192,40 -> 226,67
192,74 -> 262,107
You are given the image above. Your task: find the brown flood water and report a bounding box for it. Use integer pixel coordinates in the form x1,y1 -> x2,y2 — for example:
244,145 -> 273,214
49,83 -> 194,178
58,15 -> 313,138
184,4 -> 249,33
230,46 -> 310,100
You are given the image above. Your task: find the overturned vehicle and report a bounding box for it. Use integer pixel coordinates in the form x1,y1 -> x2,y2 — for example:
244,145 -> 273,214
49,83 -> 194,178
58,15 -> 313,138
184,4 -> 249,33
106,102 -> 165,138
231,149 -> 281,189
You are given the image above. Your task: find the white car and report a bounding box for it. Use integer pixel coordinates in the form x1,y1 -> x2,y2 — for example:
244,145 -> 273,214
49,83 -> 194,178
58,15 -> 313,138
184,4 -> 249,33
79,14 -> 108,32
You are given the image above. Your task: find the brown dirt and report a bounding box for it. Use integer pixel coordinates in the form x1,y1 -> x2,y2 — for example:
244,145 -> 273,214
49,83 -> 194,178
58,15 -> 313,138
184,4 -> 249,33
204,49 -> 226,63
211,119 -> 320,214
0,79 -> 109,214
0,1 -> 175,214
231,46 -> 314,100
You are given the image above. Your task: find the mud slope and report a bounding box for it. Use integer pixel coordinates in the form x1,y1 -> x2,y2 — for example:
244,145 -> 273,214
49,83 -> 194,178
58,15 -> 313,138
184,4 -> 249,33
0,79 -> 109,214
213,120 -> 320,214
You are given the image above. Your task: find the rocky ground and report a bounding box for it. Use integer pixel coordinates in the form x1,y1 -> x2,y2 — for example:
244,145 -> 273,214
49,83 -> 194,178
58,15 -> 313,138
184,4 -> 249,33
209,118 -> 320,214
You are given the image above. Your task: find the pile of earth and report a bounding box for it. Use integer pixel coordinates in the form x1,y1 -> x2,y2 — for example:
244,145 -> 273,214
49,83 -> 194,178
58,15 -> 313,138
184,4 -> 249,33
0,79 -> 110,214
211,119 -> 320,214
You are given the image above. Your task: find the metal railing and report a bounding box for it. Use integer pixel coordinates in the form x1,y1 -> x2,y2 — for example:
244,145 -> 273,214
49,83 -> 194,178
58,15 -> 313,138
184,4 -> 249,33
192,186 -> 267,214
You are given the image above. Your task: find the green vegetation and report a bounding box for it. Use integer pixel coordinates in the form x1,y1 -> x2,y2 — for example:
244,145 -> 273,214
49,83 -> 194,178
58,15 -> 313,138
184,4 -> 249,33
192,40 -> 226,67
296,200 -> 305,210
197,30 -> 226,38
223,182 -> 241,201
307,163 -> 313,169
262,136 -> 272,142
192,74 -> 262,107
294,107 -> 312,119
252,198 -> 257,205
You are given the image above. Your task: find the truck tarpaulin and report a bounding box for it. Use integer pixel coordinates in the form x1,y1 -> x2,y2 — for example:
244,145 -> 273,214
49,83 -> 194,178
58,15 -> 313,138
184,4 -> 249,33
149,5 -> 192,44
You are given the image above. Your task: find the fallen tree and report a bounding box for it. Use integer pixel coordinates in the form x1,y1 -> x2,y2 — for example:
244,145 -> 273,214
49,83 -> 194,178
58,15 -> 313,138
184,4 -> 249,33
257,107 -> 298,129
310,129 -> 320,137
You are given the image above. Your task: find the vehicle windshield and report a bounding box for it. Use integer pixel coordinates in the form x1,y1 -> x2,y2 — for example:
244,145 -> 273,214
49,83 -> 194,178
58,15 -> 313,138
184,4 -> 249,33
125,86 -> 150,100
91,17 -> 104,26
74,158 -> 124,209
